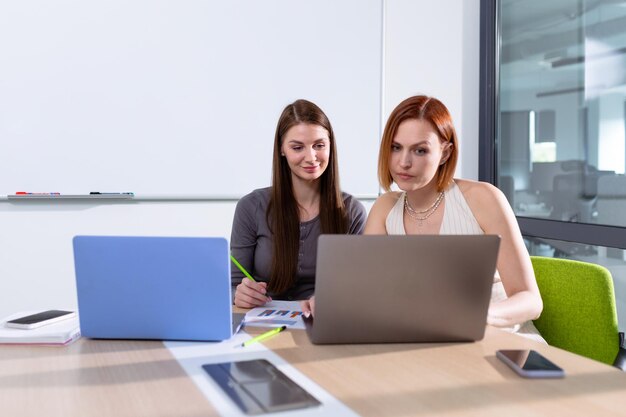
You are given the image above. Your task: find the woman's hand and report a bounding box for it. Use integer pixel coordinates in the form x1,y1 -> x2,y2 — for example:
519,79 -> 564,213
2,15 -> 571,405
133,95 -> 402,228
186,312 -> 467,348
234,278 -> 271,308
486,292 -> 541,328
300,296 -> 315,318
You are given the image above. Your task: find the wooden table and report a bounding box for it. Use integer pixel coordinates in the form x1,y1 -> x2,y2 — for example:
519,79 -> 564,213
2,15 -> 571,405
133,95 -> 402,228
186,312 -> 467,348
1,326 -> 625,416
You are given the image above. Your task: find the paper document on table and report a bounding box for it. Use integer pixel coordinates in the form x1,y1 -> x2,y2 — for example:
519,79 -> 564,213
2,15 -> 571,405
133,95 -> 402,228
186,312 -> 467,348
244,300 -> 305,329
165,332 -> 358,417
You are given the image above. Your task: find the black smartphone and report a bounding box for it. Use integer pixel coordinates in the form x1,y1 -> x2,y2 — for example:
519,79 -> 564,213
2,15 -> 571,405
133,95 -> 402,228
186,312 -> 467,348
5,310 -> 76,330
496,349 -> 565,378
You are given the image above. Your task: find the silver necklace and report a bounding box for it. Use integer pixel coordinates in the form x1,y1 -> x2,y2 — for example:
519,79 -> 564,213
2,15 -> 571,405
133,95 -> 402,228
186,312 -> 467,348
404,191 -> 444,225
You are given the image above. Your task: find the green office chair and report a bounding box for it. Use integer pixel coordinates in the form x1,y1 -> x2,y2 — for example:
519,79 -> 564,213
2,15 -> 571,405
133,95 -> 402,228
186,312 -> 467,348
531,256 -> 626,370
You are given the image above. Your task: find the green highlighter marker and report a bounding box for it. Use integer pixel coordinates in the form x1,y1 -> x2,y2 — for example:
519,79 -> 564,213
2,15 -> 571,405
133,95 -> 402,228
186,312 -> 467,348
241,325 -> 287,347
230,254 -> 256,282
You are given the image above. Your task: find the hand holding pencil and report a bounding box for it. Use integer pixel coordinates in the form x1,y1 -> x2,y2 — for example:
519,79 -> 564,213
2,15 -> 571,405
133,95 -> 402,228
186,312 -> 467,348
231,255 -> 272,308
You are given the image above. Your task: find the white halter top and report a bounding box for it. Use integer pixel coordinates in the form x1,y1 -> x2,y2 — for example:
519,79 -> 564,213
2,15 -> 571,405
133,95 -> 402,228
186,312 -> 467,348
385,181 -> 483,235
384,181 -> 545,343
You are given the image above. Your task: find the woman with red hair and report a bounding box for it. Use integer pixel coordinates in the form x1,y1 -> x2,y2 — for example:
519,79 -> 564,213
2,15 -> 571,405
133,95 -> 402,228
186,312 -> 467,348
363,95 -> 544,341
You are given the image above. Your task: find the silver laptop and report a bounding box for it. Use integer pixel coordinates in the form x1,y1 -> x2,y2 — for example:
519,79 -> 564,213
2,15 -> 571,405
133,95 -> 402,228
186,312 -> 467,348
305,235 -> 500,344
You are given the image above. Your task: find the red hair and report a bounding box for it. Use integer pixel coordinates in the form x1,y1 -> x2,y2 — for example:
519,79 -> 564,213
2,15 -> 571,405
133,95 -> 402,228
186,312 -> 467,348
378,95 -> 458,192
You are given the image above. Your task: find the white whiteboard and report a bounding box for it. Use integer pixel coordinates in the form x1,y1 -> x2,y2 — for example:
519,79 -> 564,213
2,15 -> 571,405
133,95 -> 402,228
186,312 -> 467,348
0,0 -> 382,197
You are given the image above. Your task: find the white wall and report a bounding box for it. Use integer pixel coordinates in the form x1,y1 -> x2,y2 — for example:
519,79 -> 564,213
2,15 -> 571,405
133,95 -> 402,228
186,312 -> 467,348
384,0 -> 480,180
0,202 -> 236,317
0,0 -> 480,318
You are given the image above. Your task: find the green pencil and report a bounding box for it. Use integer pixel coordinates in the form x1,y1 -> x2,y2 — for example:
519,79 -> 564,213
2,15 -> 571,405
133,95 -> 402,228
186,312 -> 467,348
230,254 -> 256,282
241,325 -> 286,347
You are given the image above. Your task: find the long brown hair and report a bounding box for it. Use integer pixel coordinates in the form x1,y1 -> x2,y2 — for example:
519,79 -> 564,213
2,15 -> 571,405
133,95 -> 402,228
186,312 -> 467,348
378,95 -> 458,192
268,99 -> 347,295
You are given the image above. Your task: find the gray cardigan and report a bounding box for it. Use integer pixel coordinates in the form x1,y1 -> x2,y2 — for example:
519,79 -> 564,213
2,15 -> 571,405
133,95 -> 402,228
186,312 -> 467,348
230,187 -> 366,300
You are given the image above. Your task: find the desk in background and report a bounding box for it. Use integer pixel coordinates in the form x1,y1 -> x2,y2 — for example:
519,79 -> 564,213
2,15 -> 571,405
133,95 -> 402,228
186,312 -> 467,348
1,325 -> 625,417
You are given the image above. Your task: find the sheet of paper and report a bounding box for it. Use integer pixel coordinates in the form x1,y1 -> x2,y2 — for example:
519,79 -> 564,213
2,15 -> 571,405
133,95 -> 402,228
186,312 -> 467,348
165,333 -> 357,417
244,300 -> 305,329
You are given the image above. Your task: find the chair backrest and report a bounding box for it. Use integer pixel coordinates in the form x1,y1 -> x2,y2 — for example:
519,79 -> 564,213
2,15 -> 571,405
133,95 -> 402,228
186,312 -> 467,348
531,256 -> 619,365
596,174 -> 626,227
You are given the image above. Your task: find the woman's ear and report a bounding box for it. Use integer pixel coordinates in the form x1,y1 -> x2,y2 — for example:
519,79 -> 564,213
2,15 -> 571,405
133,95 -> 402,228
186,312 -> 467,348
440,143 -> 453,165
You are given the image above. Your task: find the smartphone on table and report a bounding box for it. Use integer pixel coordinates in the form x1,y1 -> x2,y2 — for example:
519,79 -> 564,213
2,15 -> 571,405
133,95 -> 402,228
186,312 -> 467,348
5,310 -> 76,330
496,349 -> 565,378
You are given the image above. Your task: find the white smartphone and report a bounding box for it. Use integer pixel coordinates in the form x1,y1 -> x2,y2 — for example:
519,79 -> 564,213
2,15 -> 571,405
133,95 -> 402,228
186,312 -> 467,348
496,349 -> 565,378
5,310 -> 76,330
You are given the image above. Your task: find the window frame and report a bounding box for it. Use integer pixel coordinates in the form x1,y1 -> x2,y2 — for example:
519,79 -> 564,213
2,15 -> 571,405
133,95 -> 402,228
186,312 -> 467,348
478,0 -> 626,250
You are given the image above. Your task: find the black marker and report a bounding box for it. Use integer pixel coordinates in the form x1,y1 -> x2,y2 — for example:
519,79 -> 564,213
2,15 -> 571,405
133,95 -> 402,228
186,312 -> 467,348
90,192 -> 134,195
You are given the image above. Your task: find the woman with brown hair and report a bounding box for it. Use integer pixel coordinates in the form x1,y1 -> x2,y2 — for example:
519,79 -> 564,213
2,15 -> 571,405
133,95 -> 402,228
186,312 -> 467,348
230,99 -> 366,308
362,95 -> 544,341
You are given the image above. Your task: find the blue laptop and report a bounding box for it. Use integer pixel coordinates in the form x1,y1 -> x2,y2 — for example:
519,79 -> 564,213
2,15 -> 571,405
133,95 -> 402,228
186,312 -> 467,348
73,236 -> 244,341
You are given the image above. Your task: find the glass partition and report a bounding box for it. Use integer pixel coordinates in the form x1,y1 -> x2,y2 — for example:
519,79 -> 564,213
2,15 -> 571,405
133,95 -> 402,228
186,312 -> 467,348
482,0 -> 626,337
498,0 -> 626,228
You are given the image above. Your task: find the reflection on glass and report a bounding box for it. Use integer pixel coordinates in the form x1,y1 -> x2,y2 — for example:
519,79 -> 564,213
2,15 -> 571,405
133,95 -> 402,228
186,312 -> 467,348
525,236 -> 626,333
498,0 -> 626,227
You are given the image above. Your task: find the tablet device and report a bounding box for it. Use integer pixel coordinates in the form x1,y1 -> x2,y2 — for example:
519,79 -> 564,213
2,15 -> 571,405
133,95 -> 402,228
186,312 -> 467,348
203,359 -> 320,414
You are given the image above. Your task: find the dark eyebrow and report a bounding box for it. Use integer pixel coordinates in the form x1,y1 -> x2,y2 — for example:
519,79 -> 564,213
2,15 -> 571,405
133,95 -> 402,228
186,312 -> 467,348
287,138 -> 329,144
